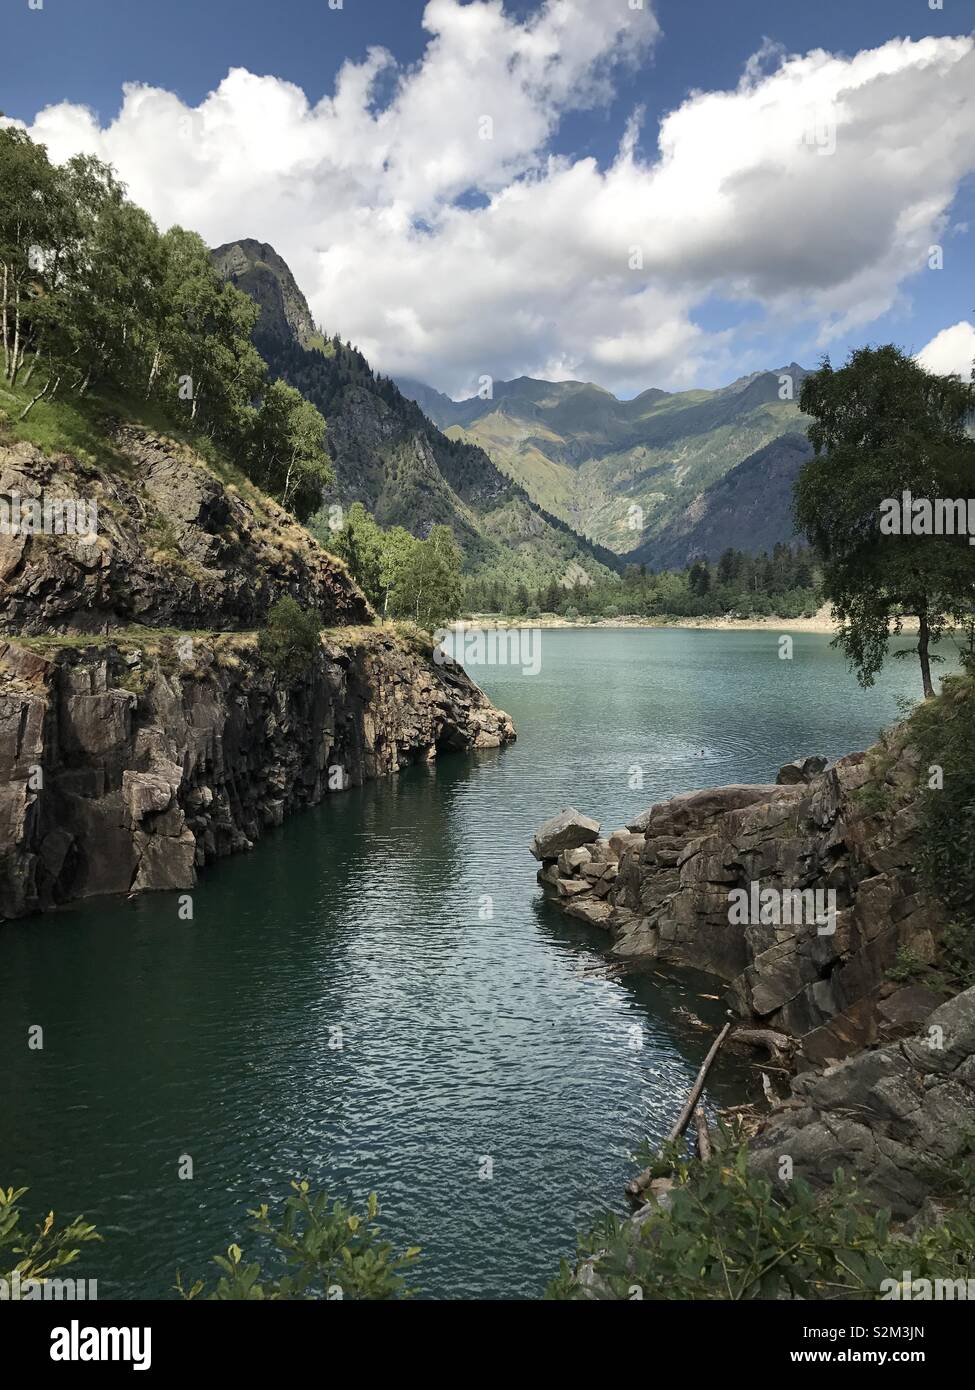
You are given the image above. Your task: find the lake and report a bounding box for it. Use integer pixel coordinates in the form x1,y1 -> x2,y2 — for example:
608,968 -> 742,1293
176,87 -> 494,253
0,628 -> 937,1299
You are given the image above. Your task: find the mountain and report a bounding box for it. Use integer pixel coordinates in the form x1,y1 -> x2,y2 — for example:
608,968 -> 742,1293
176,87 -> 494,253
397,366 -> 814,560
626,433 -> 814,569
211,239 -> 325,351
211,241 -> 618,590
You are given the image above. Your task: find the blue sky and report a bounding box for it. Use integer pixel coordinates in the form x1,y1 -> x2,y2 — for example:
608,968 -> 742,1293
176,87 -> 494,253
4,0 -> 975,395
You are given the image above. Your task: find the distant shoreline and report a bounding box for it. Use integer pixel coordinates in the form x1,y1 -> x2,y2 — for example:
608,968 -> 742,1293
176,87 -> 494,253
452,608 -> 923,636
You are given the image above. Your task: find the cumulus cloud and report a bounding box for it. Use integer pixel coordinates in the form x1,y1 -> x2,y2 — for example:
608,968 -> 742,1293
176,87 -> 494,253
9,1 -> 975,396
917,321 -> 975,380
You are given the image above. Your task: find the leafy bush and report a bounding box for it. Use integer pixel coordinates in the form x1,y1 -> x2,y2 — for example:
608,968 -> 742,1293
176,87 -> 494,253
258,597 -> 323,679
0,1185 -> 100,1288
176,1182 -> 420,1300
548,1134 -> 975,1301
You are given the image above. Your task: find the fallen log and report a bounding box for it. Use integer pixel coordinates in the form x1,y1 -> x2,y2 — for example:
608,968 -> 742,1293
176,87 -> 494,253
694,1104 -> 712,1162
626,1020 -> 732,1201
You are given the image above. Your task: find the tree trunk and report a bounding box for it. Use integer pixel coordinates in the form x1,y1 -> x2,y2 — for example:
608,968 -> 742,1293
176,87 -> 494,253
10,284 -> 21,387
145,346 -> 161,399
918,608 -> 934,699
281,452 -> 296,510
1,262 -> 9,379
626,1021 -> 732,1200
19,374 -> 59,420
22,339 -> 43,388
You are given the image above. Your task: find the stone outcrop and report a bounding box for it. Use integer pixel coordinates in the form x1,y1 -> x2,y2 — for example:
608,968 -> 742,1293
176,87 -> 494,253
0,428 -> 371,634
532,735 -> 946,1068
0,628 -> 514,918
775,754 -> 829,785
749,986 -> 975,1217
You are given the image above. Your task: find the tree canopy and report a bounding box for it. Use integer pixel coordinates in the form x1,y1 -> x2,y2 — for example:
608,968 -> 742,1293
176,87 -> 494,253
795,346 -> 975,697
0,127 -> 330,520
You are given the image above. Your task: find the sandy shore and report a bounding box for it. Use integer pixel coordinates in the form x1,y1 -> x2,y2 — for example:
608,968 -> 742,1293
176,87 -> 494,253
455,606 -> 837,634
452,607 -> 923,636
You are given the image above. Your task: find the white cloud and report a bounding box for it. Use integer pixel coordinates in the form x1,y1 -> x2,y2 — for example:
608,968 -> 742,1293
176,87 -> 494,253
8,3 -> 975,397
917,321 -> 975,380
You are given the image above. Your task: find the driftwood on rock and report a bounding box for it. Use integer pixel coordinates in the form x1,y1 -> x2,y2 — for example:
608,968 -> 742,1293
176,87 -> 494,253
626,1020 -> 732,1201
729,1028 -> 795,1060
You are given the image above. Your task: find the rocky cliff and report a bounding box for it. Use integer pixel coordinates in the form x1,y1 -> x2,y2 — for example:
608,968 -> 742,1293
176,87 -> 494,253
748,985 -> 975,1217
531,731 -> 945,1069
0,425 -> 514,918
0,626 -> 513,918
0,427 -> 371,635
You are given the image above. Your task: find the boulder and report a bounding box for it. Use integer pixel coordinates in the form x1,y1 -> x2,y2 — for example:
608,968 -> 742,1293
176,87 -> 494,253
558,845 -> 592,875
609,829 -> 644,861
529,807 -> 600,862
776,754 -> 829,785
626,784 -> 798,835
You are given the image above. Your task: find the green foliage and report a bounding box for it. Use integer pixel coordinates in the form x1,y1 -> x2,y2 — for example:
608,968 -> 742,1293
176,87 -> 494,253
0,1185 -> 101,1288
795,346 -> 975,696
176,1181 -> 420,1300
318,502 -> 387,610
250,377 -> 330,519
911,670 -> 975,940
258,597 -> 323,679
549,1134 -> 975,1301
886,945 -> 928,984
463,542 -> 819,620
321,506 -> 464,629
0,128 -> 330,520
398,523 -> 463,629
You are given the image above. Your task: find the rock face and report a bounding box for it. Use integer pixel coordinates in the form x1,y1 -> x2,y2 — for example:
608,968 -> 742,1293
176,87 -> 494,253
532,735 -> 946,1067
0,429 -> 371,635
0,423 -> 516,917
0,629 -> 515,918
749,987 -> 975,1217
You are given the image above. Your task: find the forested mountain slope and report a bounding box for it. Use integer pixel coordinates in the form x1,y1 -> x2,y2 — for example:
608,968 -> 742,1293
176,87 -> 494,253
212,240 -> 618,590
399,368 -> 814,559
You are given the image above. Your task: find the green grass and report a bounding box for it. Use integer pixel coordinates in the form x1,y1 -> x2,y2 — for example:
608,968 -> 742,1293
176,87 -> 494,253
0,377 -> 133,473
0,376 -> 279,527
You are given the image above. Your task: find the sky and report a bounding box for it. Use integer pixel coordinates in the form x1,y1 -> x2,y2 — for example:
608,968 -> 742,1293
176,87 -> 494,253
2,0 -> 975,398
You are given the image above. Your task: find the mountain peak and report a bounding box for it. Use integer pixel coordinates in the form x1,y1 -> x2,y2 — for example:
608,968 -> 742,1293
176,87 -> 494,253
211,238 -> 322,350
